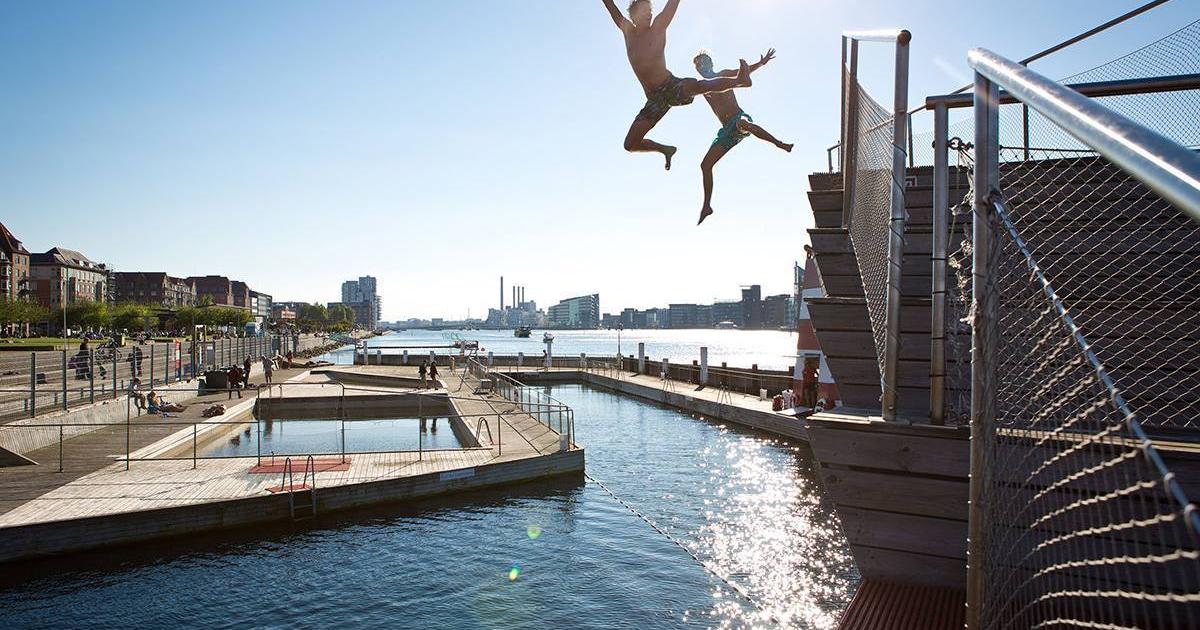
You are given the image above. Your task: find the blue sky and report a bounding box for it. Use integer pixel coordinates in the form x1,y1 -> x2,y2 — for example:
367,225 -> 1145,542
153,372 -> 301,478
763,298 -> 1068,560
1,0 -> 1195,320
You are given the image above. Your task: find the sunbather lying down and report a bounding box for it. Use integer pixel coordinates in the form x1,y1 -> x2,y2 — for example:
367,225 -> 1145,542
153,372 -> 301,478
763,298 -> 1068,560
146,392 -> 186,414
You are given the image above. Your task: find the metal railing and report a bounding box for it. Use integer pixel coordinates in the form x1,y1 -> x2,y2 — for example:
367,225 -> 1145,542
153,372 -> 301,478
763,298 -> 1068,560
0,333 -> 335,422
461,357 -> 575,448
924,72 -> 1200,425
0,383 -> 536,475
840,28 -> 910,421
963,48 -> 1200,630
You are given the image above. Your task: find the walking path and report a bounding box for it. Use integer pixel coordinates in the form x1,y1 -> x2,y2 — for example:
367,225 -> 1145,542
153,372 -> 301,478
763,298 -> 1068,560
0,364 -> 579,553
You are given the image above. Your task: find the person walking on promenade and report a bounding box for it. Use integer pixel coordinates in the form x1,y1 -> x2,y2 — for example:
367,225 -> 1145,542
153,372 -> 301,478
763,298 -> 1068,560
419,360 -> 428,389
692,49 -> 791,225
261,355 -> 274,385
243,356 -> 252,386
429,361 -> 439,389
602,0 -> 752,171
227,365 -> 243,399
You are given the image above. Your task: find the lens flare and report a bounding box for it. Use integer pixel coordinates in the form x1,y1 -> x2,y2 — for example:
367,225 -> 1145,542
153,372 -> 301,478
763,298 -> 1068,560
526,525 -> 542,539
507,565 -> 520,582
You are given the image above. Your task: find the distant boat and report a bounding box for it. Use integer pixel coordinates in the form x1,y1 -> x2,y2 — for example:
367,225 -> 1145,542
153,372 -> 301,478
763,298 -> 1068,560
715,321 -> 739,330
542,332 -> 555,343
514,326 -> 532,338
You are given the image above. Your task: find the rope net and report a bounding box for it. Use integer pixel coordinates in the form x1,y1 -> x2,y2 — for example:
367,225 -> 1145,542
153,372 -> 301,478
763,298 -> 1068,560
845,73 -> 897,388
971,71 -> 1200,627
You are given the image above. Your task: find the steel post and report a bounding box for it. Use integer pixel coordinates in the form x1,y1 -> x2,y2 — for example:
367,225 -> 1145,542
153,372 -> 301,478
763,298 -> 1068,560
150,344 -> 155,388
930,102 -> 950,425
89,350 -> 95,404
112,350 -> 117,400
966,70 -> 1001,630
880,30 -> 911,421
61,350 -> 68,410
842,38 -> 861,228
30,352 -> 36,418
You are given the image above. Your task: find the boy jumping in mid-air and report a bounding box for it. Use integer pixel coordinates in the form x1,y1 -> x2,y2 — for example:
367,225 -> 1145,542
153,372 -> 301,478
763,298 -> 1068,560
602,0 -> 752,171
694,50 -> 793,225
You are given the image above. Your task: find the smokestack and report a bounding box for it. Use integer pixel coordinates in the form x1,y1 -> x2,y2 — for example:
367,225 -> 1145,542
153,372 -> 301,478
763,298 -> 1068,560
512,286 -> 516,310
500,276 -> 505,311
520,286 -> 525,304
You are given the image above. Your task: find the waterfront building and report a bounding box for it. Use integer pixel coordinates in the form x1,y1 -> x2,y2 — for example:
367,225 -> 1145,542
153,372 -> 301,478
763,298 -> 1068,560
112,272 -> 196,308
667,303 -> 713,329
29,247 -> 109,308
187,275 -> 234,307
763,294 -> 794,330
740,284 -> 763,329
711,300 -> 743,328
231,280 -> 251,310
0,222 -> 31,303
270,304 -> 296,322
547,294 -> 600,329
341,275 -> 381,326
250,290 -> 272,329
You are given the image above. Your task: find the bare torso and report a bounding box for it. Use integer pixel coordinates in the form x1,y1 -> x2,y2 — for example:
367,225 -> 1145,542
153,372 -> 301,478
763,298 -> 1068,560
703,89 -> 742,124
623,26 -> 672,95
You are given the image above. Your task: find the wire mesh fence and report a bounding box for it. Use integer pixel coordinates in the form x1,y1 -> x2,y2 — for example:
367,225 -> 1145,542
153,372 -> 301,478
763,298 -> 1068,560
974,193 -> 1200,629
966,47 -> 1200,628
846,77 -> 898,389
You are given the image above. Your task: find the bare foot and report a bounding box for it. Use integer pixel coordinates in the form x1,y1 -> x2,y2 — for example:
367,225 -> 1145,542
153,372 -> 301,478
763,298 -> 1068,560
698,206 -> 714,225
663,146 -> 677,170
780,142 -> 794,153
737,59 -> 752,87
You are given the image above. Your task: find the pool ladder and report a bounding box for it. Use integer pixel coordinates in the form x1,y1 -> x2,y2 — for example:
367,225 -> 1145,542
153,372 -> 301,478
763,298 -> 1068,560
280,455 -> 317,521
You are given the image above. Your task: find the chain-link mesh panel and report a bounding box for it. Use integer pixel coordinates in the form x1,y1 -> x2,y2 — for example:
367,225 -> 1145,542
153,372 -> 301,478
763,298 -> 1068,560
975,196 -> 1200,629
847,80 -> 897,382
943,141 -> 975,426
969,60 -> 1200,625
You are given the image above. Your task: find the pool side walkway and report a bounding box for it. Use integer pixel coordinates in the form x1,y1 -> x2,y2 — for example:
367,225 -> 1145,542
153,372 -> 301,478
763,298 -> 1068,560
0,365 -> 581,563
501,366 -> 810,442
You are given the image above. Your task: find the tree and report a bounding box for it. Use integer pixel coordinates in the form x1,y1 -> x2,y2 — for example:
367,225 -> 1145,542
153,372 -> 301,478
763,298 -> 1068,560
328,303 -> 354,324
299,303 -> 327,323
56,301 -> 108,331
110,302 -> 152,331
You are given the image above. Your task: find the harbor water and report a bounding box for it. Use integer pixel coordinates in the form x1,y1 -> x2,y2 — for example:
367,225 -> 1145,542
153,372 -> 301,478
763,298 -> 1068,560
0,383 -> 855,629
324,329 -> 801,371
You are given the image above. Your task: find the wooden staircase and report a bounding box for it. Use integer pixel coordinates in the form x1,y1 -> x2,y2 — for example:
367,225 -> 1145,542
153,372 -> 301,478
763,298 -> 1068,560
805,167 -> 971,419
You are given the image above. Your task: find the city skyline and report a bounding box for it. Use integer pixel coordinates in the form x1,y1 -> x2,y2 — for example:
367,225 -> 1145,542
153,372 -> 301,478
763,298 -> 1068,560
3,1 -> 1189,320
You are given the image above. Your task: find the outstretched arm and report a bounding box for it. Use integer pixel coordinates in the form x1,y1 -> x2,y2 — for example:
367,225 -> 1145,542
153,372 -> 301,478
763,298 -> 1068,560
653,0 -> 681,30
715,49 -> 776,77
601,0 -> 632,31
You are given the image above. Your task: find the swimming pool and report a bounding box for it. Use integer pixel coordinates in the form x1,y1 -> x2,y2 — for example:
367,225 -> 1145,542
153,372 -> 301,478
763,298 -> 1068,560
0,383 -> 856,629
198,417 -> 463,458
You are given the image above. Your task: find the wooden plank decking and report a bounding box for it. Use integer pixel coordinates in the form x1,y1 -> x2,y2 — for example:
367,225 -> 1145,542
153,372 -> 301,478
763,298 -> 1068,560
0,365 -> 582,562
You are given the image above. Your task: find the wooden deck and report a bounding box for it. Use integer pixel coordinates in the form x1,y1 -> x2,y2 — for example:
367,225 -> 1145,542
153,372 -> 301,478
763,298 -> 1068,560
0,365 -> 582,562
499,366 -> 810,441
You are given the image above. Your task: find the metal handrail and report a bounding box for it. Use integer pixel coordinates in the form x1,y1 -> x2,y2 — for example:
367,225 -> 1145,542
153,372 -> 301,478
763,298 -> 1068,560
840,27 -> 910,421
967,48 -> 1200,221
925,73 -> 1200,109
